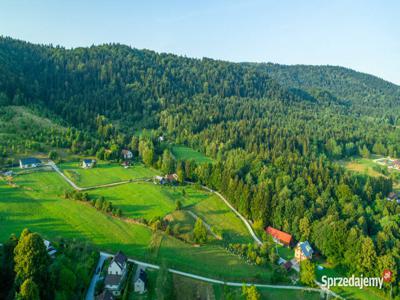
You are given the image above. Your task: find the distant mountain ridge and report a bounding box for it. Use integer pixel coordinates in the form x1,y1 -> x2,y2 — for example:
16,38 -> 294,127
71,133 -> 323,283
0,36 -> 399,130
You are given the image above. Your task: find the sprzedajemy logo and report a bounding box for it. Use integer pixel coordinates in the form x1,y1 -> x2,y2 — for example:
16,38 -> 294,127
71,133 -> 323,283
321,271 -> 393,290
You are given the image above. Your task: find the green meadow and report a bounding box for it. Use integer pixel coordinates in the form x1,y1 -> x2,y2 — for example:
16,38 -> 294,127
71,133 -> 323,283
189,194 -> 252,244
0,169 -> 273,282
90,183 -> 209,220
59,161 -> 158,187
171,146 -> 213,164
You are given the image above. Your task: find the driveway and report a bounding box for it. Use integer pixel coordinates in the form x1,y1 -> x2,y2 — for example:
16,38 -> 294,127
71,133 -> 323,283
85,252 -> 111,300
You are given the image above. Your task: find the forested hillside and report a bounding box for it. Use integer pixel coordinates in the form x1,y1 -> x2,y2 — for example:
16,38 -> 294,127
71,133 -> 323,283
1,36 -> 400,298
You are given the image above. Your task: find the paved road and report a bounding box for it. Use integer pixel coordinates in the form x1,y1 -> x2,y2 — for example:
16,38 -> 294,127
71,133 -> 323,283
48,161 -> 82,190
85,252 -> 108,300
50,164 -> 341,299
100,251 -> 333,295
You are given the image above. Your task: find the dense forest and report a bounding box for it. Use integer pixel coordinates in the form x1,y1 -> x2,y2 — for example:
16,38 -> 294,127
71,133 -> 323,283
1,36 -> 400,298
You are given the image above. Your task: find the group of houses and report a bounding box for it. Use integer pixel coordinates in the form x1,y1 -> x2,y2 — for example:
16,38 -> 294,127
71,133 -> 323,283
265,226 -> 314,271
153,173 -> 178,185
98,251 -> 147,299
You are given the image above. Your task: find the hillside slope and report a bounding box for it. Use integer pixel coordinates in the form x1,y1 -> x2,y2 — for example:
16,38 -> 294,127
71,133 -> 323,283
262,63 -> 400,111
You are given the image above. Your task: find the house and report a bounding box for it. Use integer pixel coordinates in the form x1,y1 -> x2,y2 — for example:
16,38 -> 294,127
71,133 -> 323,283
295,241 -> 314,262
134,268 -> 148,294
82,159 -> 96,169
154,175 -> 166,185
19,157 -> 42,169
105,251 -> 128,296
265,226 -> 293,246
392,160 -> 400,170
165,173 -> 178,183
43,239 -> 57,258
121,149 -> 133,160
96,290 -> 114,300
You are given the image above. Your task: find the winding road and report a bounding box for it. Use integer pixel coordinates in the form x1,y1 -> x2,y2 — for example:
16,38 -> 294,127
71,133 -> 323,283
49,162 -> 342,299
94,251 -> 333,295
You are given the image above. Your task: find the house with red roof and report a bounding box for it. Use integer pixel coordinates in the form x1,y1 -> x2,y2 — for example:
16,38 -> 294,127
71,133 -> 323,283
265,226 -> 293,246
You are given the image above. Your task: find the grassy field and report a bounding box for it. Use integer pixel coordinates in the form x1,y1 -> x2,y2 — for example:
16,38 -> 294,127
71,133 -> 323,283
0,170 -> 273,282
0,171 -> 152,257
90,183 -> 209,220
59,161 -> 159,187
343,157 -> 386,178
166,210 -> 196,242
171,146 -> 213,164
189,194 -> 252,244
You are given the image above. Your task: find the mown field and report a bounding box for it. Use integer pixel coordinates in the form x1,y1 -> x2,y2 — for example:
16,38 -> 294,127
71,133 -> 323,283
90,183 -> 209,220
59,161 -> 159,187
189,194 -> 252,244
171,146 -> 213,164
0,170 -> 273,283
343,157 -> 386,178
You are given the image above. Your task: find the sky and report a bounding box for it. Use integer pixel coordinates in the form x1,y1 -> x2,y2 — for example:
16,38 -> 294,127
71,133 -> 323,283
1,0 -> 399,84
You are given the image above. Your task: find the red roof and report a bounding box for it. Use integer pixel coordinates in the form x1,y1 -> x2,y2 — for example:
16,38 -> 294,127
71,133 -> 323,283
265,226 -> 292,245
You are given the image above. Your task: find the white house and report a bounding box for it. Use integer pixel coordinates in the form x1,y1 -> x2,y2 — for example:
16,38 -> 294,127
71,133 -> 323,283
104,251 -> 128,296
43,239 -> 57,258
121,150 -> 133,160
19,157 -> 42,169
82,159 -> 96,168
134,268 -> 147,294
153,175 -> 166,185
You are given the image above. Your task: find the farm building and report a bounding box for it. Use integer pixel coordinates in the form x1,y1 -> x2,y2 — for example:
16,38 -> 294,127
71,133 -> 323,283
295,241 -> 314,262
19,157 -> 42,169
134,267 -> 148,294
121,149 -> 133,160
265,226 -> 293,246
82,159 -> 96,169
104,251 -> 128,296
